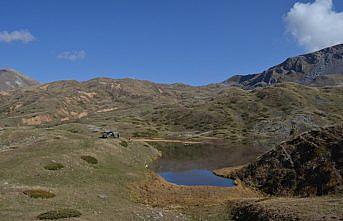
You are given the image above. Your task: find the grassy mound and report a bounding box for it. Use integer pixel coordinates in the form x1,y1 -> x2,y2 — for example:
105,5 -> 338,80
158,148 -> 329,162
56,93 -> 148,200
23,190 -> 55,199
81,155 -> 98,164
44,162 -> 64,171
37,209 -> 81,220
120,140 -> 128,147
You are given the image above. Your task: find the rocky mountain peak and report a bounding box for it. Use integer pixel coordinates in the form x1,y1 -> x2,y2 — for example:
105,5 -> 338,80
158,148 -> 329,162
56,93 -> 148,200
0,68 -> 39,91
225,44 -> 343,89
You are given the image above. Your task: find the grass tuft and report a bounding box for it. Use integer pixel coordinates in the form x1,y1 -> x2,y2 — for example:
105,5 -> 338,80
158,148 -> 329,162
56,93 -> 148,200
44,162 -> 64,171
23,189 -> 55,199
37,209 -> 81,220
120,140 -> 128,147
81,155 -> 98,164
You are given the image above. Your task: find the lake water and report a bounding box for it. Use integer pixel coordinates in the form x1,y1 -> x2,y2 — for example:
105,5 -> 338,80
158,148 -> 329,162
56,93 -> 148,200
159,169 -> 235,187
150,142 -> 259,187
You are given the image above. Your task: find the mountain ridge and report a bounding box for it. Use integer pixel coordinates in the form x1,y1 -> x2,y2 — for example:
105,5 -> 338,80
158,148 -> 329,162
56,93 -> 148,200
0,69 -> 39,91
224,44 -> 343,89
3,44 -> 343,92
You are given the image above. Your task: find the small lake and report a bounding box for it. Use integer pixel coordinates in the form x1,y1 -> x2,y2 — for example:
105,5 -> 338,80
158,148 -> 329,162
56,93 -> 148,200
159,169 -> 235,187
150,142 -> 261,187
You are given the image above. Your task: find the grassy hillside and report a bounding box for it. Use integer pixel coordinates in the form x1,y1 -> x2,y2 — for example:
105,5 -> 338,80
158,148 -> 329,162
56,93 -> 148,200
0,123 -> 263,220
0,124 -> 190,220
148,83 -> 343,147
0,79 -> 342,149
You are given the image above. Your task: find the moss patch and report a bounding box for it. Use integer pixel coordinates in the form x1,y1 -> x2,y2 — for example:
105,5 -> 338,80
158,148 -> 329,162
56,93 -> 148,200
23,189 -> 55,199
81,155 -> 98,164
37,209 -> 81,220
44,162 -> 64,171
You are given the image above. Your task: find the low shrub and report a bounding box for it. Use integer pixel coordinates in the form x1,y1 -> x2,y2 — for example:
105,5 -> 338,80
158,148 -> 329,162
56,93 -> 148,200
37,209 -> 81,220
81,155 -> 98,164
23,190 -> 55,199
120,140 -> 128,147
44,162 -> 64,171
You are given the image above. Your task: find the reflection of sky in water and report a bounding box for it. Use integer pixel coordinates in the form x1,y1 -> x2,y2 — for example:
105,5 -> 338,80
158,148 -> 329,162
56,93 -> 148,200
159,169 -> 235,187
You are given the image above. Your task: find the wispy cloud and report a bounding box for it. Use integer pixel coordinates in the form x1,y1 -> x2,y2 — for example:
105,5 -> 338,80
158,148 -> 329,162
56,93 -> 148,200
0,30 -> 35,43
285,0 -> 343,52
57,50 -> 86,62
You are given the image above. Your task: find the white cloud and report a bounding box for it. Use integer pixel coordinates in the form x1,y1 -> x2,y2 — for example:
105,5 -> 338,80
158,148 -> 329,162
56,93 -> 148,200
285,0 -> 343,52
57,50 -> 86,62
0,30 -> 35,43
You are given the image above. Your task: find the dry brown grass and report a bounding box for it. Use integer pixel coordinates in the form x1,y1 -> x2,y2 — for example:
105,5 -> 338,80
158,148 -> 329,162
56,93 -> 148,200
131,172 -> 261,208
23,189 -> 55,199
231,196 -> 343,221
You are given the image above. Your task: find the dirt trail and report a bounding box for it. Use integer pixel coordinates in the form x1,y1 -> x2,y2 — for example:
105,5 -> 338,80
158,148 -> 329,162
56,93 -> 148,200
132,138 -> 202,144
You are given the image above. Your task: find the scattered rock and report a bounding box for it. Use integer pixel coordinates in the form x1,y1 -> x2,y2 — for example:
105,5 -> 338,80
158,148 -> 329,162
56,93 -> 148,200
97,194 -> 108,199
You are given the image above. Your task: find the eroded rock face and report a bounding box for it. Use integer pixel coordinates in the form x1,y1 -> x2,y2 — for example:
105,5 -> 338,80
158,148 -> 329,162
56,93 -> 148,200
232,125 -> 343,196
225,44 -> 343,89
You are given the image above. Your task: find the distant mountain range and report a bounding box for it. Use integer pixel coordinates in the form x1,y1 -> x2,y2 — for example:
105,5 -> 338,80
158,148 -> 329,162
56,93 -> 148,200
224,44 -> 343,89
0,44 -> 342,147
2,44 -> 343,92
0,69 -> 39,92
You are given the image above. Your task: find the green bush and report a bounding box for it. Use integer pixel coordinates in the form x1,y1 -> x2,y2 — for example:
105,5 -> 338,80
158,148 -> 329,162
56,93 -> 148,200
44,162 -> 64,171
81,155 -> 98,164
23,190 -> 55,199
37,209 -> 81,220
120,140 -> 128,147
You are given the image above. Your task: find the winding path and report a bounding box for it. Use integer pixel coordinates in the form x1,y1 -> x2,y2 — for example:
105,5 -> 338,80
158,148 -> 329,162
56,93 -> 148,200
132,138 -> 202,144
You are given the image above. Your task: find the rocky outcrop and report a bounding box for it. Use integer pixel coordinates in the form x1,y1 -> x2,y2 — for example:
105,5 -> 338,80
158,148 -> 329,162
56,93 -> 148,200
225,44 -> 343,89
230,125 -> 343,196
0,69 -> 39,91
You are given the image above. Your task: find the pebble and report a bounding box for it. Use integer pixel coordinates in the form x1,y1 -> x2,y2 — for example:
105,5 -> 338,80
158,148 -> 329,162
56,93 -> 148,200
97,194 -> 108,199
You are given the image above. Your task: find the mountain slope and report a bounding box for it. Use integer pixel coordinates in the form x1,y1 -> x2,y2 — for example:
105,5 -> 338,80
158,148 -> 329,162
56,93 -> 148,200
0,77 -> 342,150
0,77 -> 221,127
0,69 -> 39,91
225,44 -> 343,89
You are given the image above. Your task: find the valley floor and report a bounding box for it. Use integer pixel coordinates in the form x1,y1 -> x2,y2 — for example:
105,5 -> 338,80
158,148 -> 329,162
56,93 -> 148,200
0,124 -> 254,221
0,123 -> 342,221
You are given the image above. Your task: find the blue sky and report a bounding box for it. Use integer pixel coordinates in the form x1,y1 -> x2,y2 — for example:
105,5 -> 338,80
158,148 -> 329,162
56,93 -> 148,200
1,0 -> 343,85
